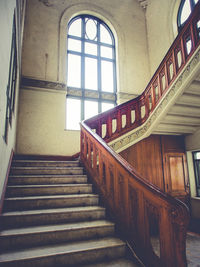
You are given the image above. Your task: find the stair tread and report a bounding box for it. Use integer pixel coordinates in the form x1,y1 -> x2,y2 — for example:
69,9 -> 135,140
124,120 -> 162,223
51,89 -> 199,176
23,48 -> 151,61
9,174 -> 87,178
13,160 -> 80,163
0,237 -> 125,262
0,220 -> 114,236
7,184 -> 92,188
1,206 -> 105,216
83,258 -> 139,267
4,194 -> 98,201
11,166 -> 83,169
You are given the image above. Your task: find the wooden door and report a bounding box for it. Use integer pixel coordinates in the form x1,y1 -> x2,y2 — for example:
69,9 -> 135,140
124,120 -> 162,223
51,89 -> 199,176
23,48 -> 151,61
163,153 -> 189,203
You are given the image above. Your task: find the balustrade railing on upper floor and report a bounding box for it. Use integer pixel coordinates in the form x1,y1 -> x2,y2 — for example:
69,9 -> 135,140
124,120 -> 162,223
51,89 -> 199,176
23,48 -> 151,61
84,2 -> 200,143
80,3 -> 200,267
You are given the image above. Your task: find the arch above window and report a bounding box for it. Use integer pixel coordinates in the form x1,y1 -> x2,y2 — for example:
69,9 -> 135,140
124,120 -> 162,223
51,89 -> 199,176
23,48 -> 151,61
66,15 -> 117,130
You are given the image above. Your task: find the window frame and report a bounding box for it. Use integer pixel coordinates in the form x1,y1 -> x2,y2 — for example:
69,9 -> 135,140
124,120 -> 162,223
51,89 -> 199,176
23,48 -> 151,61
3,13 -> 17,143
66,14 -> 117,130
192,151 -> 200,197
177,0 -> 199,30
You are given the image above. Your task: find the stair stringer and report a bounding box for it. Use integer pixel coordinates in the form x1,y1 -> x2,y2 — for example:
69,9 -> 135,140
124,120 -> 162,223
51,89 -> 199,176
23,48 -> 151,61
109,46 -> 200,153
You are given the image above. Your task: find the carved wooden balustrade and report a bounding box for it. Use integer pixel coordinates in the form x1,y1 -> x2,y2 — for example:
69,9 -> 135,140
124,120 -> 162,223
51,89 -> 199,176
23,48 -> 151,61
85,2 -> 200,143
80,3 -> 199,267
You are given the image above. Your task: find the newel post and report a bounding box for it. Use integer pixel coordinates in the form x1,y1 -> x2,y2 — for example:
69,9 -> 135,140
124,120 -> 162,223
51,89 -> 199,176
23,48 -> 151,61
159,206 -> 189,267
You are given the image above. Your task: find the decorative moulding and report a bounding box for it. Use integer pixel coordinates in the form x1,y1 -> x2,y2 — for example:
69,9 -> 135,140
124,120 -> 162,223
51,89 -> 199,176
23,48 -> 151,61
21,76 -> 66,91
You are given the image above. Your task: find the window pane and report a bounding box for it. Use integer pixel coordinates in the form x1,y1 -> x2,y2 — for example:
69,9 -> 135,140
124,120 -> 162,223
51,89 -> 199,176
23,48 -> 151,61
180,0 -> 191,25
85,42 -> 97,55
101,46 -> 113,59
68,38 -> 81,52
194,152 -> 200,160
100,24 -> 112,44
85,57 -> 97,90
67,54 -> 81,87
84,100 -> 98,119
66,98 -> 81,130
101,60 -> 114,92
68,18 -> 82,37
102,102 -> 114,112
85,19 -> 97,40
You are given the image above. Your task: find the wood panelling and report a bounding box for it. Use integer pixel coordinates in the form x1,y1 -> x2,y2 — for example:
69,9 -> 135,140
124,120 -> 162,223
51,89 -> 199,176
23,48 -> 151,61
120,135 -> 164,190
120,135 -> 189,203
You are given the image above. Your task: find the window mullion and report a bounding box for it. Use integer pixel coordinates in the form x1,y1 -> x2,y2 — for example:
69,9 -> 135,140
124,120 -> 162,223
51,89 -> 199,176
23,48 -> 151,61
97,21 -> 102,113
81,17 -> 85,120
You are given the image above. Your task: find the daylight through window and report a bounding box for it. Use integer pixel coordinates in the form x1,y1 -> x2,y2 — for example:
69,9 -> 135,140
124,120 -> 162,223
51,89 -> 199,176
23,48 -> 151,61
66,15 -> 117,130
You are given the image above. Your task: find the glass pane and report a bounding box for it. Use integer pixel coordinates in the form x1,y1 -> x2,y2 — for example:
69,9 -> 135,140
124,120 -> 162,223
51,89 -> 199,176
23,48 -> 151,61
85,19 -> 97,40
180,0 -> 191,25
186,38 -> 192,54
101,46 -> 113,59
100,24 -> 112,44
84,100 -> 98,119
102,102 -> 114,112
101,60 -> 114,92
85,42 -> 97,55
67,54 -> 81,87
68,38 -> 81,52
85,57 -> 97,90
68,18 -> 81,37
194,152 -> 200,160
66,98 -> 81,130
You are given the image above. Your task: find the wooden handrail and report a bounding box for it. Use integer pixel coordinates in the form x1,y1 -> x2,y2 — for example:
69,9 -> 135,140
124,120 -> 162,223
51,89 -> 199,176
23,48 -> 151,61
85,2 -> 200,143
80,4 -> 200,266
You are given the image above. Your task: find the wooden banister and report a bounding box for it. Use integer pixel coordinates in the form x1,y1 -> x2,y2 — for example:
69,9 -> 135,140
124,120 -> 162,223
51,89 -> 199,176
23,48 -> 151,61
84,2 -> 200,143
80,3 -> 200,266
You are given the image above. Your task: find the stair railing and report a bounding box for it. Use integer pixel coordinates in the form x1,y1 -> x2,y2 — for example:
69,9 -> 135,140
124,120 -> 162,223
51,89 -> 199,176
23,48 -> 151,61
84,2 -> 200,144
80,3 -> 200,267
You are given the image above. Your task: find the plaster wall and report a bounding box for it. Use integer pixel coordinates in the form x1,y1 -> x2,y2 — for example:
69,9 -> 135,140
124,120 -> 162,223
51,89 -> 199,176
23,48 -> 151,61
0,0 -> 19,204
18,0 -> 151,156
17,88 -> 80,156
145,0 -> 180,76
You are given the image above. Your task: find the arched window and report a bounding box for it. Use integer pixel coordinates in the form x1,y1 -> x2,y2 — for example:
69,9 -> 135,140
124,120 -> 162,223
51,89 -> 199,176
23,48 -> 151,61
177,0 -> 199,30
66,15 -> 117,130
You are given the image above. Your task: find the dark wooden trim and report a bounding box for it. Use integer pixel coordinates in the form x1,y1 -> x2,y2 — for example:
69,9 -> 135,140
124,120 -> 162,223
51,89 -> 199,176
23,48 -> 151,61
0,149 -> 14,214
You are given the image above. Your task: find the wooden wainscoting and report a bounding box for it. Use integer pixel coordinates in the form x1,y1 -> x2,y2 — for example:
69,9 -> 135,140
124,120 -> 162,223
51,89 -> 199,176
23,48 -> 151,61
120,135 -> 189,204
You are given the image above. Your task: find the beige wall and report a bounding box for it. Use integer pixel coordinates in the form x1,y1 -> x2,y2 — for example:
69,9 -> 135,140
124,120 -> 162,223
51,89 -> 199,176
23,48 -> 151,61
16,87 -> 80,156
18,0 -> 152,156
146,0 -> 180,75
0,0 -> 20,205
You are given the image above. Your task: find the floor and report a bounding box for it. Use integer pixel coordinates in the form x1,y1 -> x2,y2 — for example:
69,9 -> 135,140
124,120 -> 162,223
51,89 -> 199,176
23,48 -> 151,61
187,232 -> 200,267
151,232 -> 200,267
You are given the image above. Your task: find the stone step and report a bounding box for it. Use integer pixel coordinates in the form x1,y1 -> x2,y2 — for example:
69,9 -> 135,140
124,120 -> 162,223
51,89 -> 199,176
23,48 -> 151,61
8,175 -> 88,185
83,258 -> 139,267
10,166 -> 84,175
0,220 -> 115,251
6,184 -> 93,197
0,237 -> 126,267
0,206 -> 106,229
12,160 -> 80,167
3,194 -> 99,211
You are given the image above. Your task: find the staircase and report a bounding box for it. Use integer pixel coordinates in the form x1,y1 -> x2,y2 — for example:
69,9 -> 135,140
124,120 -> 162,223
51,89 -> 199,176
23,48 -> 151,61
0,157 -> 139,267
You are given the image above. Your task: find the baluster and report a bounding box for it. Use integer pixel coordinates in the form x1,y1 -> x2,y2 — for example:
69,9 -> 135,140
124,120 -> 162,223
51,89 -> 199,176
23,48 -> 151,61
190,21 -> 196,49
126,105 -> 131,128
88,139 -> 91,167
117,109 -> 122,132
135,101 -> 141,125
180,36 -> 186,65
172,48 -> 177,78
107,114 -> 112,139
